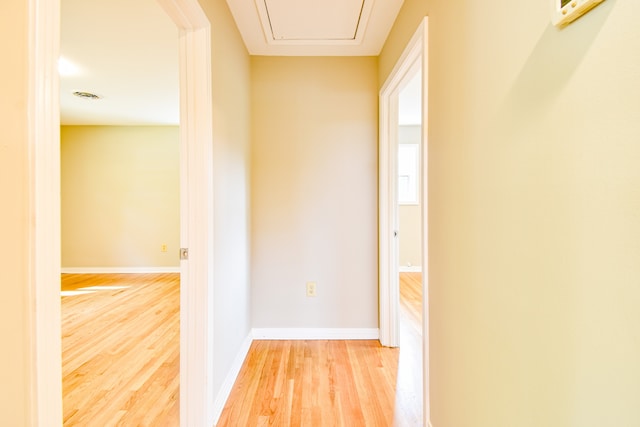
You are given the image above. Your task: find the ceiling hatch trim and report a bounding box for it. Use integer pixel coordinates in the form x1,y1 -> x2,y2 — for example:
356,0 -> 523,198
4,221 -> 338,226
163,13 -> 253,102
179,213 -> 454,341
255,0 -> 375,46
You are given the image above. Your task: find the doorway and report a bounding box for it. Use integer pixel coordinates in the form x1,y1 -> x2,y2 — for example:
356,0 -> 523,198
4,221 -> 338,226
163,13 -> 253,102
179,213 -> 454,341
396,63 -> 424,425
59,3 -> 181,421
29,0 -> 214,425
379,17 -> 429,425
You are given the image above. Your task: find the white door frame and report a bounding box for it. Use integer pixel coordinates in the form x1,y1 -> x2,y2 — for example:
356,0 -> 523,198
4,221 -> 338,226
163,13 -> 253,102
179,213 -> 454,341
28,0 -> 214,425
378,16 -> 429,423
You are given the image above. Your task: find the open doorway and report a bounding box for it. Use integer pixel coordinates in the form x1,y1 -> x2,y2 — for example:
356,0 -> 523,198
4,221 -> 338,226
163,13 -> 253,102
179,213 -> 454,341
59,0 -> 181,423
379,17 -> 429,425
29,0 -> 214,425
395,64 -> 424,425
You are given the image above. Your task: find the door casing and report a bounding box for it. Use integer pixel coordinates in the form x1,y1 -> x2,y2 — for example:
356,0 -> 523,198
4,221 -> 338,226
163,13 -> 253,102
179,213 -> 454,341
378,16 -> 430,424
28,0 -> 214,424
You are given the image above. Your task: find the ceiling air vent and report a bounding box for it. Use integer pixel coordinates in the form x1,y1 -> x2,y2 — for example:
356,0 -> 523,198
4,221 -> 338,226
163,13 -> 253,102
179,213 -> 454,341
72,91 -> 101,100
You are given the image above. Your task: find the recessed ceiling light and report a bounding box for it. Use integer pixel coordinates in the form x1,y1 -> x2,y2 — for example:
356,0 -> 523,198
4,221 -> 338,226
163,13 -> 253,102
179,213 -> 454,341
72,91 -> 102,100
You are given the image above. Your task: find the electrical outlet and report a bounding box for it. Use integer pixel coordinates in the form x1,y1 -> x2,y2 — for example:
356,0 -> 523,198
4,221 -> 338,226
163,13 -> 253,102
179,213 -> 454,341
161,244 -> 167,252
306,281 -> 317,297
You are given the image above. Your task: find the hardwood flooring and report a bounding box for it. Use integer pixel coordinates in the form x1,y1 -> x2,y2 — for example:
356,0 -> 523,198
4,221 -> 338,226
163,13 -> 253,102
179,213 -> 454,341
61,273 -> 180,426
399,271 -> 423,332
397,272 -> 424,425
61,272 -> 423,426
217,340 -> 400,426
218,272 -> 425,426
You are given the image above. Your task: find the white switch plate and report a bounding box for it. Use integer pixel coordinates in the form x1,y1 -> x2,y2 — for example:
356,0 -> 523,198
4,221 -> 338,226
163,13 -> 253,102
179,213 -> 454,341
551,0 -> 606,27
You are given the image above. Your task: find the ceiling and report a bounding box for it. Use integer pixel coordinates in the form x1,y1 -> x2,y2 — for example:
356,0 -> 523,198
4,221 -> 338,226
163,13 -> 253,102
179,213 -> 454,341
227,0 -> 405,56
60,0 -> 179,125
60,0 -> 407,125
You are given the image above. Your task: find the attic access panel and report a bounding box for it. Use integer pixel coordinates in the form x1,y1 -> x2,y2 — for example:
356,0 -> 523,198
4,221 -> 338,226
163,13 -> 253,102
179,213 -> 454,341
260,0 -> 369,42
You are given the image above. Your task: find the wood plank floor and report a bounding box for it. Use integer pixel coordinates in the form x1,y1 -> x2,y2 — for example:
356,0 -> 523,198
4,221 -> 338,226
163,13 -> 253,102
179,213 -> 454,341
217,340 -> 400,426
397,272 -> 424,426
400,271 -> 423,333
61,273 -> 180,426
218,272 -> 424,426
61,272 -> 423,426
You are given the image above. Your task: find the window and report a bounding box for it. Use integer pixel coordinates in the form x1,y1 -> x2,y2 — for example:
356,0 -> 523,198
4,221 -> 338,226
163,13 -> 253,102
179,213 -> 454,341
398,143 -> 419,205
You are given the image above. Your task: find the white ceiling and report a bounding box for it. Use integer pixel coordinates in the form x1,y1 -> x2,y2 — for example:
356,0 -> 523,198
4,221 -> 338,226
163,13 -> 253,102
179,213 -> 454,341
60,0 -> 179,125
60,0 -> 409,125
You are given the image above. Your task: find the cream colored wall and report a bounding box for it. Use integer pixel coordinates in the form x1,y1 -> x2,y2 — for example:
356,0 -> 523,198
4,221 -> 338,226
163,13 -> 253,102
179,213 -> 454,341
399,125 -> 422,268
60,126 -> 179,269
197,0 -> 252,400
0,0 -> 30,423
378,0 -> 430,86
383,0 -> 640,426
399,206 -> 421,267
250,56 -> 379,329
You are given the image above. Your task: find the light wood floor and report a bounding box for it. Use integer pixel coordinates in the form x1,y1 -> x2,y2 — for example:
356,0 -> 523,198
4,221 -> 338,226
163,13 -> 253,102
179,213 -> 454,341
218,272 -> 424,426
61,273 -> 179,426
217,339 -> 400,426
397,272 -> 424,425
400,271 -> 423,332
61,272 -> 423,426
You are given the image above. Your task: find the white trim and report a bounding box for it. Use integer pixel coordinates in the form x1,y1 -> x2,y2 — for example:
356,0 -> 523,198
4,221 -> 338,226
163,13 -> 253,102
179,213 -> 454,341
181,26 -> 216,425
29,0 -> 63,424
421,19 -> 431,425
157,0 -> 209,29
379,16 -> 430,427
251,328 -> 380,340
399,266 -> 423,273
165,3 -> 215,425
211,333 -> 253,425
378,71 -> 401,348
379,21 -> 427,349
157,1 -> 214,424
61,267 -> 181,274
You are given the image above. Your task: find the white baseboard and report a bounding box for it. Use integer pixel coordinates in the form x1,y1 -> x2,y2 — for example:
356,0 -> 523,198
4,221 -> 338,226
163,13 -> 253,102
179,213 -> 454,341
61,266 -> 180,274
399,265 -> 422,273
251,328 -> 379,340
212,332 -> 253,425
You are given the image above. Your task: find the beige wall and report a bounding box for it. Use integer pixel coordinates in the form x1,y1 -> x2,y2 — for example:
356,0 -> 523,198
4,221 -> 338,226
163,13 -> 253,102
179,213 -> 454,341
378,0 -> 430,86
399,125 -> 422,268
383,0 -> 640,426
61,126 -> 179,269
250,56 -> 379,328
197,0 -> 253,399
399,205 -> 421,267
0,0 -> 30,423
10,1 -> 640,424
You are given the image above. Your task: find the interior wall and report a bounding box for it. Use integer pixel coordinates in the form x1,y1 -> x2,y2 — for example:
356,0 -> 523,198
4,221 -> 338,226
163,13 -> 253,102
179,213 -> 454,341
250,56 -> 379,329
383,0 -> 640,426
399,125 -> 422,268
60,126 -> 179,269
197,0 -> 252,400
0,0 -> 30,423
378,0 -> 431,86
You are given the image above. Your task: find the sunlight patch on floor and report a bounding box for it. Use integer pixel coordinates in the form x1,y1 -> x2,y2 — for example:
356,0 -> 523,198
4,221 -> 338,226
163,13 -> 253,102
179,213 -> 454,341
61,285 -> 130,296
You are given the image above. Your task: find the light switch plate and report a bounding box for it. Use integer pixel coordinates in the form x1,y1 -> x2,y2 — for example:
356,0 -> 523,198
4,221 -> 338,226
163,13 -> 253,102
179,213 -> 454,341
551,0 -> 607,27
